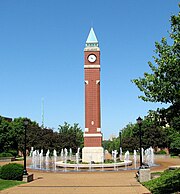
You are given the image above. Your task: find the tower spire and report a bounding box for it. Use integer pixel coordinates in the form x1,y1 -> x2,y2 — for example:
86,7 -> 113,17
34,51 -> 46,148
86,28 -> 99,47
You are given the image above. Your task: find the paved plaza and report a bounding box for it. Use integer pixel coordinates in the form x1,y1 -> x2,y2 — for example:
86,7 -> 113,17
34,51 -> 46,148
0,157 -> 179,194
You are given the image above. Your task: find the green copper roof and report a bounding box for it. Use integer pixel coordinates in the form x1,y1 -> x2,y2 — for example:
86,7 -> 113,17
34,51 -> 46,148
86,28 -> 98,44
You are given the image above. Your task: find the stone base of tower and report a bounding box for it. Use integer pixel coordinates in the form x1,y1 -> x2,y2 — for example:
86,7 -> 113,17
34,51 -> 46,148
82,147 -> 104,163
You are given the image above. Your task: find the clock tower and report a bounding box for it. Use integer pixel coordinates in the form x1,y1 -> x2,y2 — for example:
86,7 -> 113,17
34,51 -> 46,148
82,28 -> 104,163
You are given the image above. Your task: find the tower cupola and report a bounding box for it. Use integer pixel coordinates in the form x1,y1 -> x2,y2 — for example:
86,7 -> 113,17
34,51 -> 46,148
86,28 -> 99,47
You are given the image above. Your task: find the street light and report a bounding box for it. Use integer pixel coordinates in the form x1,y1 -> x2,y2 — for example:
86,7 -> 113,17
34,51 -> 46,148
23,120 -> 28,175
119,130 -> 122,161
136,116 -> 143,167
119,130 -> 122,149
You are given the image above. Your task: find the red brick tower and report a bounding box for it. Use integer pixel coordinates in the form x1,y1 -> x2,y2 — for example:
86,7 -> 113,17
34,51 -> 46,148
82,28 -> 104,163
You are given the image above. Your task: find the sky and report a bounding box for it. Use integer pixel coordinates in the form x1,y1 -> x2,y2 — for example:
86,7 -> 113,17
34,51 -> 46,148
0,0 -> 179,139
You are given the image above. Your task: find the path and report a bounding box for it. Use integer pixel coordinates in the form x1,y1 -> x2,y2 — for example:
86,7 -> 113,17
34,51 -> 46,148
0,170 -> 150,194
0,156 -> 179,194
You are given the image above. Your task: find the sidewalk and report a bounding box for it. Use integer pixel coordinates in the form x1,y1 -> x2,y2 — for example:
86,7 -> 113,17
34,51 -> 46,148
0,170 -> 150,194
1,157 -> 179,194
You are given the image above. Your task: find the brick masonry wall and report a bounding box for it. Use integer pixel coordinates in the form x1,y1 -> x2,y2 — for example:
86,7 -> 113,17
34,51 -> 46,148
84,136 -> 102,147
84,51 -> 100,65
84,50 -> 102,147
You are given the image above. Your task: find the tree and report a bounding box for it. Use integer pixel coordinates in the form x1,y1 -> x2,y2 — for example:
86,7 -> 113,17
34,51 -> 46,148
132,6 -> 180,154
0,117 -> 12,153
142,118 -> 168,149
132,9 -> 180,106
58,122 -> 83,152
132,8 -> 180,129
169,131 -> 180,155
12,117 -> 42,153
119,114 -> 169,152
103,138 -> 120,153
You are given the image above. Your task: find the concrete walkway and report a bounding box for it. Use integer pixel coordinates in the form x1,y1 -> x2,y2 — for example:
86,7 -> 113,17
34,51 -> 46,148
1,157 -> 179,194
0,170 -> 150,194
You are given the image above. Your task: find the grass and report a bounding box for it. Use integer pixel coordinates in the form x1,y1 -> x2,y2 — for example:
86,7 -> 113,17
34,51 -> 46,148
151,171 -> 162,176
0,179 -> 25,191
15,157 -> 24,161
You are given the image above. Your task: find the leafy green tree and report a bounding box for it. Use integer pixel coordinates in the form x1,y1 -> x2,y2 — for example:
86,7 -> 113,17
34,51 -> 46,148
0,116 -> 84,156
0,117 -> 12,152
142,118 -> 168,149
132,8 -> 180,130
121,123 -> 134,138
58,122 -> 83,153
132,10 -> 180,106
122,137 -> 139,153
11,117 -> 42,154
165,127 -> 180,155
120,114 -> 169,152
132,7 -> 180,154
103,138 -> 120,153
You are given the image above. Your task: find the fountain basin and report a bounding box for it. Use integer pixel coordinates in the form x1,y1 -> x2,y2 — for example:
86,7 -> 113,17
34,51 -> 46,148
56,160 -> 132,169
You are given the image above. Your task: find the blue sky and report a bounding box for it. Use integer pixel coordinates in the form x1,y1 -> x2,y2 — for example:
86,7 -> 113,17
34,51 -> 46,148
0,1 -> 179,139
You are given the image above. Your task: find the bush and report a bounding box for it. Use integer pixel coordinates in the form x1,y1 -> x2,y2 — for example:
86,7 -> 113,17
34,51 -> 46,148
0,163 -> 23,181
143,169 -> 180,194
8,150 -> 18,157
155,150 -> 167,155
104,159 -> 114,164
0,152 -> 13,157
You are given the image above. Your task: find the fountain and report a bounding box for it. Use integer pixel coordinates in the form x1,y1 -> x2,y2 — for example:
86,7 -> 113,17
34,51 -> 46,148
30,147 -> 34,157
124,150 -> 130,170
30,147 -> 159,172
142,148 -> 144,164
89,154 -> 93,171
69,148 -> 72,161
39,149 -> 43,169
28,145 -> 157,172
150,146 -> 154,165
63,148 -> 68,172
119,147 -> 123,161
112,150 -> 118,171
61,149 -> 63,160
75,152 -> 79,171
101,154 -> 104,171
32,150 -> 39,169
32,150 -> 35,169
144,147 -> 154,167
45,149 -> 50,170
53,149 -> 57,171
133,150 -> 137,169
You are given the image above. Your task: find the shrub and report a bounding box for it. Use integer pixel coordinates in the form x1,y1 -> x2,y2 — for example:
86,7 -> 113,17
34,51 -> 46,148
8,150 -> 18,157
0,163 -> 23,181
0,152 -> 13,157
155,150 -> 167,155
143,169 -> 180,194
104,159 -> 114,164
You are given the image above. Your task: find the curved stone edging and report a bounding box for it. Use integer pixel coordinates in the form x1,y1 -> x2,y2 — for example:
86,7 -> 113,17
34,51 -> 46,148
56,160 -> 132,169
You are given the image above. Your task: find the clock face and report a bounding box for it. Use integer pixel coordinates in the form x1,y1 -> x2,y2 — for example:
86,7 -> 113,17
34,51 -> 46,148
88,54 -> 97,63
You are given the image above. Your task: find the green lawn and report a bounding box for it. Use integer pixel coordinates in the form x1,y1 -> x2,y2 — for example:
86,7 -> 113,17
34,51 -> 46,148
0,179 -> 25,191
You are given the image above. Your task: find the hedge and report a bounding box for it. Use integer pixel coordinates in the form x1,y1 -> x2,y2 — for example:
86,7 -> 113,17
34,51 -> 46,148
143,168 -> 180,194
0,163 -> 23,181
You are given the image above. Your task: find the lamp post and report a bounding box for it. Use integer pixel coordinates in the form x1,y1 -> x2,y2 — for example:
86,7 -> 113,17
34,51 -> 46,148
119,130 -> 122,161
136,116 -> 143,167
23,120 -> 28,175
119,130 -> 122,149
